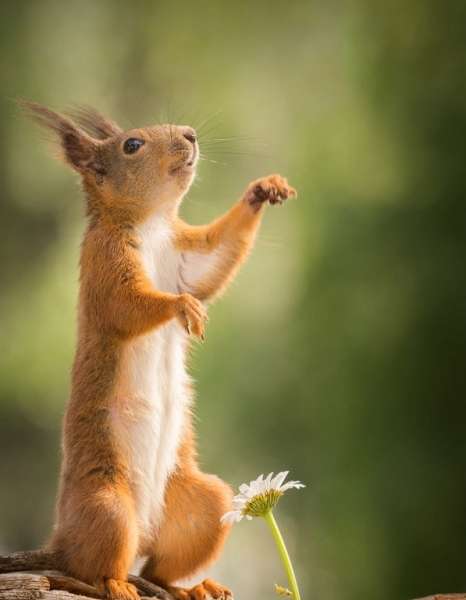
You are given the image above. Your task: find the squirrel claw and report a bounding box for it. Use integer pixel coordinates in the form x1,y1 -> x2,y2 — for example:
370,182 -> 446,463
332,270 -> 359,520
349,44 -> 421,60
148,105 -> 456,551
176,293 -> 207,340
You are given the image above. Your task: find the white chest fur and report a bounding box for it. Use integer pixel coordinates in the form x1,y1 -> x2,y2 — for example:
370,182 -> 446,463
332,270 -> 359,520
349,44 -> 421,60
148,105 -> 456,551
112,215 -> 190,540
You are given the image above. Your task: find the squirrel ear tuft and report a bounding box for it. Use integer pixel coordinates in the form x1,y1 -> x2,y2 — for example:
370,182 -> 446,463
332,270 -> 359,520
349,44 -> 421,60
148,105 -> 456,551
19,100 -> 105,176
67,105 -> 122,140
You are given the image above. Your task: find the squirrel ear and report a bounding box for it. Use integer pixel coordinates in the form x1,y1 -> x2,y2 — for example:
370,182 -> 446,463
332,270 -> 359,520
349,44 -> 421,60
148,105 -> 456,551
20,100 -> 104,176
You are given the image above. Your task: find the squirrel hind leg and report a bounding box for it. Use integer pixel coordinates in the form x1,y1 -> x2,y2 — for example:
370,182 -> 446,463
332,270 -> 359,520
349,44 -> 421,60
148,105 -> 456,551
52,484 -> 138,593
141,470 -> 232,586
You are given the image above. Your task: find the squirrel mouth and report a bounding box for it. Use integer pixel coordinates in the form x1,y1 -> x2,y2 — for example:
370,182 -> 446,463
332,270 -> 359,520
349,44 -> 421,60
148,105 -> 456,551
170,147 -> 198,174
186,145 -> 198,167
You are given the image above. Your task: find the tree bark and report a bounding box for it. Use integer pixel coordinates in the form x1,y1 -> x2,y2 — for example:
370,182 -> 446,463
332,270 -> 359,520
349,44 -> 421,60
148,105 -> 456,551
0,553 -> 173,600
0,554 -> 58,575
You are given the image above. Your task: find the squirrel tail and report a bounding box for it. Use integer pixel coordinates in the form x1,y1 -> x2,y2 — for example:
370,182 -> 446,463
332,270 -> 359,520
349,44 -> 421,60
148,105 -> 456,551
0,550 -> 59,573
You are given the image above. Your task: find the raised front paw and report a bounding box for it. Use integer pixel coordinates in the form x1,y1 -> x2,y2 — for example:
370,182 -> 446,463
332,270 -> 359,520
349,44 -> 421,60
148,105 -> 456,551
245,174 -> 297,212
168,579 -> 232,600
175,293 -> 208,340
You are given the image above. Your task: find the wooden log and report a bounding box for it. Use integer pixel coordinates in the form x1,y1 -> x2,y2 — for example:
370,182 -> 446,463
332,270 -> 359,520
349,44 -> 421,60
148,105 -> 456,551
1,554 -> 465,600
0,552 -> 174,600
33,572 -> 170,600
33,573 -> 101,598
0,591 -> 40,600
39,588 -> 171,600
0,574 -> 49,592
0,554 -> 57,575
128,576 -> 173,600
40,591 -> 94,600
414,596 -> 466,600
0,557 -> 464,600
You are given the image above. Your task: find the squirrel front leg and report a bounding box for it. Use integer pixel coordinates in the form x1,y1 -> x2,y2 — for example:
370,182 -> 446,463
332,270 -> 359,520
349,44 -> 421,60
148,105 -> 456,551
101,253 -> 207,339
175,174 -> 297,301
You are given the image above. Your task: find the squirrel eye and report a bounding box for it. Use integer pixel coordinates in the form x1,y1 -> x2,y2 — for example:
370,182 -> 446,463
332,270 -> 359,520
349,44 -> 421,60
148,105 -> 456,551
123,138 -> 145,155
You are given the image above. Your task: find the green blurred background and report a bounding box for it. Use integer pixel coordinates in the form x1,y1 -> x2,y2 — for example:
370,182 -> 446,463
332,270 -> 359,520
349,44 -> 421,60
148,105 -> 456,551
1,1 -> 465,598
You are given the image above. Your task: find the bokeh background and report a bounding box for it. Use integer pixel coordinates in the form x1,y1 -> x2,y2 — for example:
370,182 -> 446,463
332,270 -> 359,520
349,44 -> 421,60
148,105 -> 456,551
1,1 -> 466,598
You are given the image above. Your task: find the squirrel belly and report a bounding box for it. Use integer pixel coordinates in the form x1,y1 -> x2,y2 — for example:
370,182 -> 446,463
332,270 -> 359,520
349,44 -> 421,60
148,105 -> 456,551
112,214 -> 193,546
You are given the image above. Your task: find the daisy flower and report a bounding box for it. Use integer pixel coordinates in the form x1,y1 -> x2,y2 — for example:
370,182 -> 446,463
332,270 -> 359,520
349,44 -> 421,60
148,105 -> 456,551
221,471 -> 305,600
221,471 -> 305,524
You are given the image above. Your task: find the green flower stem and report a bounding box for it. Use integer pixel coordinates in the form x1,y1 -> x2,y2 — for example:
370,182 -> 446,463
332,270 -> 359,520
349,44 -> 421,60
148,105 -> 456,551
263,510 -> 301,600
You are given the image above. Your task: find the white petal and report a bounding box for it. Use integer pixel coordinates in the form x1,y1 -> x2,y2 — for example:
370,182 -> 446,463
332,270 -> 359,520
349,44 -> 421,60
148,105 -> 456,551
251,475 -> 264,492
248,476 -> 262,496
239,484 -> 250,495
264,472 -> 274,490
271,471 -> 289,490
221,510 -> 243,525
241,489 -> 252,499
279,480 -> 305,492
249,483 -> 259,496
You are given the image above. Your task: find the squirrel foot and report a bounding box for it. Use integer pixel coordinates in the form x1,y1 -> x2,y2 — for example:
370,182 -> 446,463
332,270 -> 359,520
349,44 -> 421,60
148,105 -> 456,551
168,578 -> 232,600
100,578 -> 140,600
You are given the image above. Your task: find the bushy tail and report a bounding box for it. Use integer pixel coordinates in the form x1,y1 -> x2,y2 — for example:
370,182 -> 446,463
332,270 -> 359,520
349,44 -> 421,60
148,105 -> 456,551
0,550 -> 59,573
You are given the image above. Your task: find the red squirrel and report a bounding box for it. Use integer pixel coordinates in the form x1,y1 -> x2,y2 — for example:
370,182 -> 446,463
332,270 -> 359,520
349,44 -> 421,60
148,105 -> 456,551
20,102 -> 297,600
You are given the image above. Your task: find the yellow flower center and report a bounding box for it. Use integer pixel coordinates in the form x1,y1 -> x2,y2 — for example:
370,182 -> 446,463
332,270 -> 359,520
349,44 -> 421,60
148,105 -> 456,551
243,490 -> 284,517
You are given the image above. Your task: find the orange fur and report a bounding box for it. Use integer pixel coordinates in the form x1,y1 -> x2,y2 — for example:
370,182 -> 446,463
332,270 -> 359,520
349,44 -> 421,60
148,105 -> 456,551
21,101 -> 297,600
174,175 -> 296,302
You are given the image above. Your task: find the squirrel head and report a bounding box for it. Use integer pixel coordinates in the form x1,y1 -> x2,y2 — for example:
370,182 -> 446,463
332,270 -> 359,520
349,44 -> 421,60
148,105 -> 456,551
21,101 -> 198,222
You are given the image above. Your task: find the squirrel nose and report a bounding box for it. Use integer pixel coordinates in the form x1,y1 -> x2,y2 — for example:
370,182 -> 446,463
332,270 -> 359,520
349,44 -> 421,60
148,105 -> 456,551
183,130 -> 197,145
